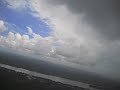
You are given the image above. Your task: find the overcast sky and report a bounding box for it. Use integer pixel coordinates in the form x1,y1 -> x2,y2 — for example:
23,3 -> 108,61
0,0 -> 120,81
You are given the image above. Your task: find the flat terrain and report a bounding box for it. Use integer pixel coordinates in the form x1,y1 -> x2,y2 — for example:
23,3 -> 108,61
0,66 -> 89,90
0,49 -> 120,90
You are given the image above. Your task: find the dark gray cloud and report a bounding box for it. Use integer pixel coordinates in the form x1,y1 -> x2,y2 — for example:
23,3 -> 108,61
49,0 -> 120,40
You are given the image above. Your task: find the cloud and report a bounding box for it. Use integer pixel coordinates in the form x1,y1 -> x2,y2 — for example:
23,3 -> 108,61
2,0 -> 118,65
0,26 -> 56,57
47,0 -> 120,40
27,0 -> 104,65
27,27 -> 33,35
0,20 -> 6,33
4,0 -> 28,10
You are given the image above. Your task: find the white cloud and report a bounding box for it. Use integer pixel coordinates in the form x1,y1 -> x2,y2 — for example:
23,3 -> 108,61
27,0 -> 104,65
4,0 -> 28,10
0,20 -> 6,33
1,0 -> 104,65
22,35 -> 29,40
0,26 -> 55,56
15,33 -> 22,40
27,27 -> 33,35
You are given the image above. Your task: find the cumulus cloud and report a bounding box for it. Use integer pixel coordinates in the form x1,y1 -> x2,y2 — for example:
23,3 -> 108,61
0,20 -> 6,33
0,28 -> 54,56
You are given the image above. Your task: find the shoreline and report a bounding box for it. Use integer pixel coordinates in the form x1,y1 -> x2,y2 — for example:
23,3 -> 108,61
0,63 -> 98,90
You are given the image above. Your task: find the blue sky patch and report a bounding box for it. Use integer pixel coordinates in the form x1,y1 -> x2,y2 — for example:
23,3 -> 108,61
0,0 -> 52,37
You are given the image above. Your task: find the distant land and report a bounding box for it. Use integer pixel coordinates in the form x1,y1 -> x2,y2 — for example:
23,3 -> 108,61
0,66 -> 90,90
0,49 -> 120,90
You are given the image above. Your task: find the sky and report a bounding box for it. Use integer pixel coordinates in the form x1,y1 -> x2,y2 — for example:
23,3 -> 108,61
0,0 -> 120,81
